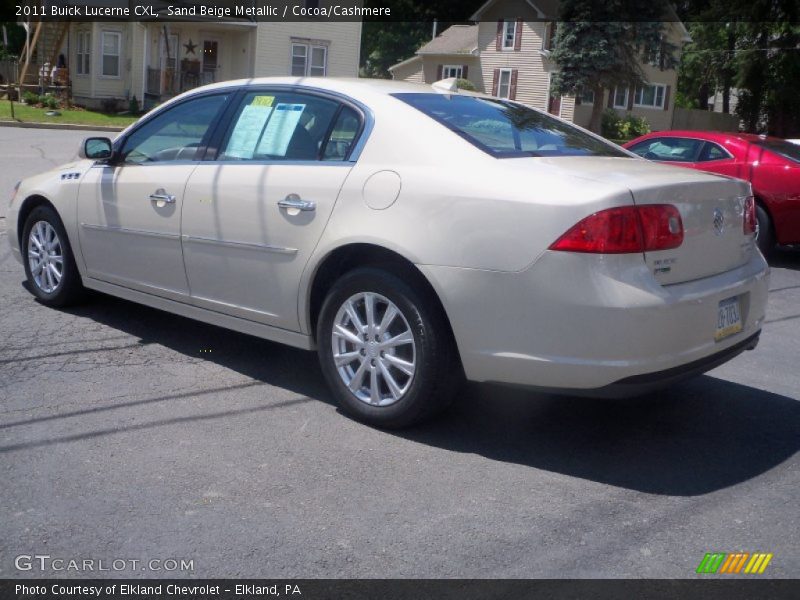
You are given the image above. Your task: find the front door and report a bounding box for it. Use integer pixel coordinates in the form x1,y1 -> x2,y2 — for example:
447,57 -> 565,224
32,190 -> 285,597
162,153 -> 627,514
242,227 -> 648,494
181,89 -> 364,330
201,39 -> 219,84
77,92 -> 231,299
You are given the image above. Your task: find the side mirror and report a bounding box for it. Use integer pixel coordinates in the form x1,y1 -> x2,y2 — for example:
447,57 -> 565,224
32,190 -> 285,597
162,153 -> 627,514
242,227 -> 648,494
79,137 -> 113,161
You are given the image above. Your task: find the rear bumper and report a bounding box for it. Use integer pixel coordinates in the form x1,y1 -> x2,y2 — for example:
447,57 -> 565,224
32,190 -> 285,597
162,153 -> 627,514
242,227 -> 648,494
418,249 -> 769,392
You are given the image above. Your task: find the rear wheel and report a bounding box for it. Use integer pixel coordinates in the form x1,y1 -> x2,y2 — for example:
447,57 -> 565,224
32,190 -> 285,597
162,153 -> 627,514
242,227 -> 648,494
755,204 -> 775,257
317,267 -> 460,428
22,205 -> 85,307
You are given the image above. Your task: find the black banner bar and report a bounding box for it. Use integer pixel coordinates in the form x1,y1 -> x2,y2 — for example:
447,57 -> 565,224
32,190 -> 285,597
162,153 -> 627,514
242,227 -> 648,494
2,579 -> 799,600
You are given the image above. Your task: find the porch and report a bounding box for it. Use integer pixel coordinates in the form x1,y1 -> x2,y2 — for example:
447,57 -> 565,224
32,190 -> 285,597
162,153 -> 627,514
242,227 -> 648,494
141,21 -> 255,108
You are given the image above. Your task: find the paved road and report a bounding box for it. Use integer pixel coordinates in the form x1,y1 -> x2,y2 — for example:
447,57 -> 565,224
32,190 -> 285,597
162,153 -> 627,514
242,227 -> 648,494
1,126 -> 798,579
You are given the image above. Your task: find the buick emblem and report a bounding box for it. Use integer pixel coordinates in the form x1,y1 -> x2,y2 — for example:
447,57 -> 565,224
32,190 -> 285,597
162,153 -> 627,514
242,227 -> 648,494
713,208 -> 725,236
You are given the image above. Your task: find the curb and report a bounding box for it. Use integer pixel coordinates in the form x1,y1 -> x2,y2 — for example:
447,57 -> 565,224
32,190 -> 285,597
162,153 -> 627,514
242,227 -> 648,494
0,120 -> 126,132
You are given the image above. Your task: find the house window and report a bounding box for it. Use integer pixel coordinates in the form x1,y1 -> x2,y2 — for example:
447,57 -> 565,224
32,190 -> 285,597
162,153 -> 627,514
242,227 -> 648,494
442,65 -> 463,79
76,31 -> 91,75
542,21 -> 556,51
580,89 -> 595,104
291,43 -> 327,77
633,83 -> 666,109
502,19 -> 517,49
101,31 -> 121,77
497,69 -> 512,99
613,87 -> 629,109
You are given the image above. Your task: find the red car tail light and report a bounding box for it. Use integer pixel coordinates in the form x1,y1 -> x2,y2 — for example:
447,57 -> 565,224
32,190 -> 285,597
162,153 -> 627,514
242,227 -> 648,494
549,205 -> 683,254
743,195 -> 757,235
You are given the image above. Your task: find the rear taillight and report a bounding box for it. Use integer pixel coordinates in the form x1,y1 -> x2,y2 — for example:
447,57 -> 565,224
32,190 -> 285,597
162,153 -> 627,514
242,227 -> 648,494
743,195 -> 757,235
549,204 -> 683,254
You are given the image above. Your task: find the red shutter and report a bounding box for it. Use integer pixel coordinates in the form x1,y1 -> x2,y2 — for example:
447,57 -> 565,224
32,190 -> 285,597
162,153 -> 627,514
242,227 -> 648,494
492,69 -> 500,96
514,18 -> 523,51
627,87 -> 634,110
496,20 -> 503,51
607,88 -> 614,108
510,69 -> 518,100
663,85 -> 671,111
462,65 -> 468,79
436,64 -> 443,80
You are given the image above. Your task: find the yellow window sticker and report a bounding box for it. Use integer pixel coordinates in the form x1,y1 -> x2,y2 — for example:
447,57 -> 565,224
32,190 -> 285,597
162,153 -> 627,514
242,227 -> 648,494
251,95 -> 274,107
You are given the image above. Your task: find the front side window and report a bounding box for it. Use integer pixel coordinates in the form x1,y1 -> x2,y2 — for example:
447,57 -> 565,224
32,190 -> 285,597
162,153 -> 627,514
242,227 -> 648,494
633,83 -> 665,109
497,69 -> 512,99
502,19 -> 517,49
218,91 -> 341,161
291,43 -> 328,76
101,31 -> 121,77
76,31 -> 91,75
628,137 -> 704,162
120,94 -> 229,164
613,87 -> 629,108
395,93 -> 628,158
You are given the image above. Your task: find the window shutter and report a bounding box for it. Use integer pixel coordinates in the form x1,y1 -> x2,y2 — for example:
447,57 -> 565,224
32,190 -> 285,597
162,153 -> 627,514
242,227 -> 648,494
462,65 -> 468,79
496,20 -> 503,51
514,18 -> 523,51
607,89 -> 614,108
627,87 -> 634,110
510,69 -> 519,100
492,68 -> 499,96
436,64 -> 443,80
663,85 -> 671,110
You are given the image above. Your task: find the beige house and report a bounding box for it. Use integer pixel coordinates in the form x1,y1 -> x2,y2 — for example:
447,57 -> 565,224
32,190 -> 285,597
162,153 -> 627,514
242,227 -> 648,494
389,0 -> 690,131
21,17 -> 361,110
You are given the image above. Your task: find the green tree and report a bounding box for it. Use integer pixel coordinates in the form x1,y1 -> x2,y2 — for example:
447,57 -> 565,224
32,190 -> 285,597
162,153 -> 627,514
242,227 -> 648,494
549,1 -> 677,133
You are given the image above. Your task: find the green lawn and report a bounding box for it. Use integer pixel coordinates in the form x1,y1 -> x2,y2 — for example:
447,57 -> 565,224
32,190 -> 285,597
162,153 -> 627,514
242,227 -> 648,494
0,102 -> 138,128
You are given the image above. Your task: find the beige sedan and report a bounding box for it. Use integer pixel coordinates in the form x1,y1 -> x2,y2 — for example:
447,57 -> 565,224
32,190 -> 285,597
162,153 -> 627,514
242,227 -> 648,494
7,78 -> 769,427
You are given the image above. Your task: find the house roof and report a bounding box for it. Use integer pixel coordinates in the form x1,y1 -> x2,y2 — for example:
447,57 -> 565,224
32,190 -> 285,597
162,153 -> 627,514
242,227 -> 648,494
387,55 -> 422,72
470,0 -> 549,21
416,25 -> 479,55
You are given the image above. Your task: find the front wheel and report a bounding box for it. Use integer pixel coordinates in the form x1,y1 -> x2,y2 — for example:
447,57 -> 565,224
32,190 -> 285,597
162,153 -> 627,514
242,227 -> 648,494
22,205 -> 85,307
317,267 -> 460,428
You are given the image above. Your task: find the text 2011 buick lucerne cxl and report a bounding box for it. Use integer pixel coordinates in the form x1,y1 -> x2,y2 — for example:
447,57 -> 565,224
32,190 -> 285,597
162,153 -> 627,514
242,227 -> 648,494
7,78 -> 769,427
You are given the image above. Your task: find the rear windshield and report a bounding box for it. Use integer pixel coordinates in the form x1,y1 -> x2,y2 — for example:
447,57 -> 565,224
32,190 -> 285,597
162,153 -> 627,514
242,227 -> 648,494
394,93 -> 628,159
754,139 -> 800,164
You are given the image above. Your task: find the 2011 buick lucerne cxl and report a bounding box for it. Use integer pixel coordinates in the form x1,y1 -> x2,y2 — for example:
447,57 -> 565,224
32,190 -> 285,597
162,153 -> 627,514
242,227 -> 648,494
7,78 -> 769,428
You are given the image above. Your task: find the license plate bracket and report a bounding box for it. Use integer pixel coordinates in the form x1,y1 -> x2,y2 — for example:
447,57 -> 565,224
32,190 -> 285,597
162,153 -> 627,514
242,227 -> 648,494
715,296 -> 743,342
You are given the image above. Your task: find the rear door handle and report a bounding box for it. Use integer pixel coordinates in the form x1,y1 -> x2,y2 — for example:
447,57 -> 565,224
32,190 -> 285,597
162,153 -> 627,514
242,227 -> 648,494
278,194 -> 315,212
149,189 -> 176,204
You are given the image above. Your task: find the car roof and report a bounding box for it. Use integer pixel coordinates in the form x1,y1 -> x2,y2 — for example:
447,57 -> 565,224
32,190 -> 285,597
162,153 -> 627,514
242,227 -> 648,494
187,76 -> 451,99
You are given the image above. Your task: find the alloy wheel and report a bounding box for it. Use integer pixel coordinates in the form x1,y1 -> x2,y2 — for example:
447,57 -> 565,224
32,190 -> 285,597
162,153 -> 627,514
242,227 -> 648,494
27,221 -> 63,293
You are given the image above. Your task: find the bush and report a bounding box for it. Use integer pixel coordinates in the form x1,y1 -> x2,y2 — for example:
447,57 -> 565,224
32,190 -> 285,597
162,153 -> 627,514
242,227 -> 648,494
619,115 -> 650,139
455,78 -> 476,91
22,91 -> 40,105
601,110 -> 651,140
42,94 -> 59,109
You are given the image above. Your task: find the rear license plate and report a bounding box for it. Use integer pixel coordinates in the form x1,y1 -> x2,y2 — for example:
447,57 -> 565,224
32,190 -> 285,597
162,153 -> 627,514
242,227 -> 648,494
715,296 -> 743,341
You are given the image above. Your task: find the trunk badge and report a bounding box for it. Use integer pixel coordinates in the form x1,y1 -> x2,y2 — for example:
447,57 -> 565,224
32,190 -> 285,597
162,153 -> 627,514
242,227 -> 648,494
713,208 -> 725,236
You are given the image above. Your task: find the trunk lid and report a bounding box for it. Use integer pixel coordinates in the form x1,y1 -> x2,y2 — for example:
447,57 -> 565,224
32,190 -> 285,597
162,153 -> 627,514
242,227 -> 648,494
519,157 -> 756,284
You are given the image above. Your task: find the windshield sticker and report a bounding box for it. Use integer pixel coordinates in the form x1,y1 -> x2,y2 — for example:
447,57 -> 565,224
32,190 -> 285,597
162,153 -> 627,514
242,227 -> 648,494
225,101 -> 274,159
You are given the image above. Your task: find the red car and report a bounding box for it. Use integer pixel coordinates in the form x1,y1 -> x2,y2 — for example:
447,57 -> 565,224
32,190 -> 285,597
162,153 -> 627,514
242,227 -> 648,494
624,131 -> 800,254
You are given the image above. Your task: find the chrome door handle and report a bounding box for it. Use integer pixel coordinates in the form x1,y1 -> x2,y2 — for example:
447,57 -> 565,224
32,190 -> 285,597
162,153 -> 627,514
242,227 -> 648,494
149,189 -> 176,204
278,194 -> 315,211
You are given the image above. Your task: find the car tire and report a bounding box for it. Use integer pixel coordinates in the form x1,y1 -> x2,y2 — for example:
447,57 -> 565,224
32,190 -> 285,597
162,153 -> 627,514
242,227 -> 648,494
755,204 -> 775,257
21,205 -> 85,307
317,267 -> 461,428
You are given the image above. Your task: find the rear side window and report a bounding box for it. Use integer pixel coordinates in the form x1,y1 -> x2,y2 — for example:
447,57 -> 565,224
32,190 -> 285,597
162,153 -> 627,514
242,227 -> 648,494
753,139 -> 800,164
393,93 -> 627,158
323,106 -> 361,161
218,91 -> 340,161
